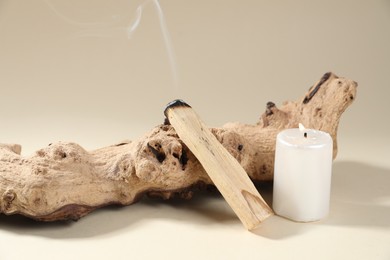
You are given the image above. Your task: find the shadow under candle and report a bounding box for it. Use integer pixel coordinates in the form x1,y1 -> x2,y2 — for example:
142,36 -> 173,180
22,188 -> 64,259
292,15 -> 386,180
326,161 -> 390,229
253,161 -> 390,238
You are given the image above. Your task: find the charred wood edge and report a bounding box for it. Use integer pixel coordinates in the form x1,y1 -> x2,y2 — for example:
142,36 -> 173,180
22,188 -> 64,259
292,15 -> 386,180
303,72 -> 332,104
163,99 -> 191,117
163,99 -> 191,125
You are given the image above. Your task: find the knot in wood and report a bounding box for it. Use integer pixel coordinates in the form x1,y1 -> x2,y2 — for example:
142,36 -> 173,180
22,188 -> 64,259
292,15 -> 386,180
3,190 -> 16,203
2,190 -> 16,211
266,102 -> 276,116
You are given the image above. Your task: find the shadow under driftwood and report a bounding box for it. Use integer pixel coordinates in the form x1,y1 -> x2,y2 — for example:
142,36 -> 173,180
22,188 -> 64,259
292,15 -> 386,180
0,161 -> 388,239
0,189 -> 240,239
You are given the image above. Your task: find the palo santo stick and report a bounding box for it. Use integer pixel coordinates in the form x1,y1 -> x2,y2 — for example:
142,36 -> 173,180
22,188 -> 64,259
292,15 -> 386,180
164,100 -> 274,230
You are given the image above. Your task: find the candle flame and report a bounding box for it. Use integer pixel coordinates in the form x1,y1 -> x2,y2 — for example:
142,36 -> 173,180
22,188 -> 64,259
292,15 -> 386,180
298,123 -> 306,132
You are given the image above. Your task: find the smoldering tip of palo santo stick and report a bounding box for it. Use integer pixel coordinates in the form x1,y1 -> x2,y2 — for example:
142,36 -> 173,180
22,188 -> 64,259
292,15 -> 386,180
163,99 -> 191,125
164,99 -> 274,231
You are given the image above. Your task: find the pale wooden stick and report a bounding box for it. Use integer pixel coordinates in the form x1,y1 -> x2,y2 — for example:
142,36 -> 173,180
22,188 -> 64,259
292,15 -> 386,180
164,100 -> 274,230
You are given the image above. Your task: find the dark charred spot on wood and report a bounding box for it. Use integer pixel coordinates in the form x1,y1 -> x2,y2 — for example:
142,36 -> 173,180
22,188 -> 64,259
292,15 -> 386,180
265,101 -> 275,116
160,124 -> 171,131
54,148 -> 68,160
172,152 -> 180,159
314,107 -> 322,117
179,149 -> 189,170
201,136 -> 210,146
48,143 -> 52,146
303,72 -> 331,104
163,118 -> 170,125
147,142 -> 166,163
33,167 -> 47,175
164,99 -> 191,117
115,142 -> 128,147
266,101 -> 275,108
238,144 -> 243,151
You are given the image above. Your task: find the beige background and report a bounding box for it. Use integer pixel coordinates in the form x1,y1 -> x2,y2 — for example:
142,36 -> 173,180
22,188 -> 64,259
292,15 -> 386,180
0,0 -> 389,259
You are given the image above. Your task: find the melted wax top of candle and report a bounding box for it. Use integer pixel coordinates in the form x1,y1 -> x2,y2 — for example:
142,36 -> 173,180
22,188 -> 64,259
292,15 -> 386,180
278,128 -> 332,148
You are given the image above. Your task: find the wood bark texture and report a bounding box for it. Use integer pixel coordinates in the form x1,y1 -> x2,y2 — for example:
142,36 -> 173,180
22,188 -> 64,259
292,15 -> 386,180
0,72 -> 357,221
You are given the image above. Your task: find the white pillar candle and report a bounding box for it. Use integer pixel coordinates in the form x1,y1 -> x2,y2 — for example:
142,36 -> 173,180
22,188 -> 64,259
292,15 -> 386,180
272,124 -> 333,222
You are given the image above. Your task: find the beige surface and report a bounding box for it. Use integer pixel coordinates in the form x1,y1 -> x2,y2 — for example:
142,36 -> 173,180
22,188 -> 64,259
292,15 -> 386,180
0,0 -> 389,259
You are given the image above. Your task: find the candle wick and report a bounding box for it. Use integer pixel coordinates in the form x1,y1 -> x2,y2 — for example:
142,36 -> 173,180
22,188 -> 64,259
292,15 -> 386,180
304,132 -> 307,138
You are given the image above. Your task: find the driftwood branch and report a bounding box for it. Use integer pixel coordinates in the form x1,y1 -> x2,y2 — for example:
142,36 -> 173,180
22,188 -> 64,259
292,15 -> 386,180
0,72 -> 357,221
